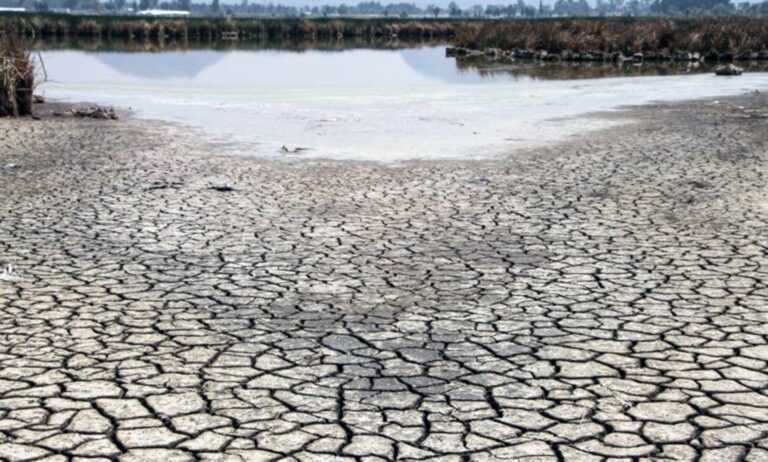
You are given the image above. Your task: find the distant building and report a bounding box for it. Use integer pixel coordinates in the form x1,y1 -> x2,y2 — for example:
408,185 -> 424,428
136,9 -> 190,17
0,7 -> 26,12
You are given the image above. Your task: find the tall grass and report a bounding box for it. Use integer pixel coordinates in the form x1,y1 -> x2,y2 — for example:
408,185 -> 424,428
0,32 -> 35,117
1,13 -> 471,41
30,35 -> 441,53
455,18 -> 768,55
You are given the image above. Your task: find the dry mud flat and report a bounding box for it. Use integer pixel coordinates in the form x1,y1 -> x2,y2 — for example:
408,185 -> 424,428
0,94 -> 767,461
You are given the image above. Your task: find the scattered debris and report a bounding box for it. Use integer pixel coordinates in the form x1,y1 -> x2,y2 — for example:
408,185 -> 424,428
207,181 -> 235,192
739,109 -> 768,119
688,180 -> 713,189
0,264 -> 15,282
468,177 -> 491,186
54,106 -> 118,120
147,179 -> 184,190
714,64 -> 743,76
280,145 -> 310,154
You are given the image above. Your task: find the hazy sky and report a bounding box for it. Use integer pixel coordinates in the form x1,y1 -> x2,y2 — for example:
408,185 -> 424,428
216,0 -> 541,7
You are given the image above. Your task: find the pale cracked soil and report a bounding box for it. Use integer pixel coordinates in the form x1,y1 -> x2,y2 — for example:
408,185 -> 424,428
0,95 -> 767,461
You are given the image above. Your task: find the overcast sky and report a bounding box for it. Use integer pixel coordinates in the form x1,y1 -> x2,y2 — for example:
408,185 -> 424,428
217,0 -> 541,7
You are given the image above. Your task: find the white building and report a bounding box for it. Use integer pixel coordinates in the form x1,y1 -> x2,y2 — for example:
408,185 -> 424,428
136,9 -> 190,17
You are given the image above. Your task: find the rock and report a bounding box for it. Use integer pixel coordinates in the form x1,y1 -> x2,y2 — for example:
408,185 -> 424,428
632,52 -> 644,61
33,95 -> 45,104
517,49 -> 535,59
714,64 -> 743,76
445,46 -> 462,57
468,177 -> 490,186
445,47 -> 481,58
279,145 -> 309,154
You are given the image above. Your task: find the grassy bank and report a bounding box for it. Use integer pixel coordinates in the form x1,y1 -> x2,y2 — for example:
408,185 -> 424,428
1,13 -> 474,41
28,35 -> 442,53
455,17 -> 768,58
0,33 -> 34,117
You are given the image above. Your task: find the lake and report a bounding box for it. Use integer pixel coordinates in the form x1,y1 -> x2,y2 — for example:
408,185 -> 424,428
39,45 -> 768,161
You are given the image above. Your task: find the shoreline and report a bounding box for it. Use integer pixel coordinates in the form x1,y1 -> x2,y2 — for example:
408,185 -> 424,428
36,80 -> 768,164
1,94 -> 768,460
15,89 -> 767,168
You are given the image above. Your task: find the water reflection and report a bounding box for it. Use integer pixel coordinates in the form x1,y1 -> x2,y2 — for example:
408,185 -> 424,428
452,56 -> 768,80
41,47 -> 452,86
33,36 -> 768,82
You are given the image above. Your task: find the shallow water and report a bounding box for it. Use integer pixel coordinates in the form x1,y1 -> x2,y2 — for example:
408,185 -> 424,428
40,47 -> 768,161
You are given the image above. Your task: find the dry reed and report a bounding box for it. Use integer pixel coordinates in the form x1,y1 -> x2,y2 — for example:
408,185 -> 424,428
0,32 -> 35,117
456,18 -> 768,55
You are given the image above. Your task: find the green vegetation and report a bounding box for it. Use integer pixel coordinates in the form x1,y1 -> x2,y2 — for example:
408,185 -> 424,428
0,32 -> 34,117
455,18 -> 768,56
1,13 -> 475,40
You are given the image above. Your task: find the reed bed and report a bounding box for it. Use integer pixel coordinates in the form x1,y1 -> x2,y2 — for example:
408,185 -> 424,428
455,18 -> 768,55
29,34 -> 441,53
0,32 -> 34,117
1,13 -> 472,41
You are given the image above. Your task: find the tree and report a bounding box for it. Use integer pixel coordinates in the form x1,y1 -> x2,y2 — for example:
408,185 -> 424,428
211,0 -> 219,13
448,1 -> 461,16
469,4 -> 484,16
653,0 -> 730,14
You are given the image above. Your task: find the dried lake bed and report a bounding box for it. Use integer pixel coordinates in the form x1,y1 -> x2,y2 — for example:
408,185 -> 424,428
1,87 -> 767,460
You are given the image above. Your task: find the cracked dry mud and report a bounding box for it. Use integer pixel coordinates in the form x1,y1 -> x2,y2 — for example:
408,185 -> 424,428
1,94 -> 767,462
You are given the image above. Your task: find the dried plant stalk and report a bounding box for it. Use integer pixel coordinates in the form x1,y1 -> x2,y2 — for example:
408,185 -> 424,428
0,32 -> 35,117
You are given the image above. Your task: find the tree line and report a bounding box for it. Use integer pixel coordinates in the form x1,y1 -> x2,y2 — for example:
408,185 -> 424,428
3,0 -> 766,17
